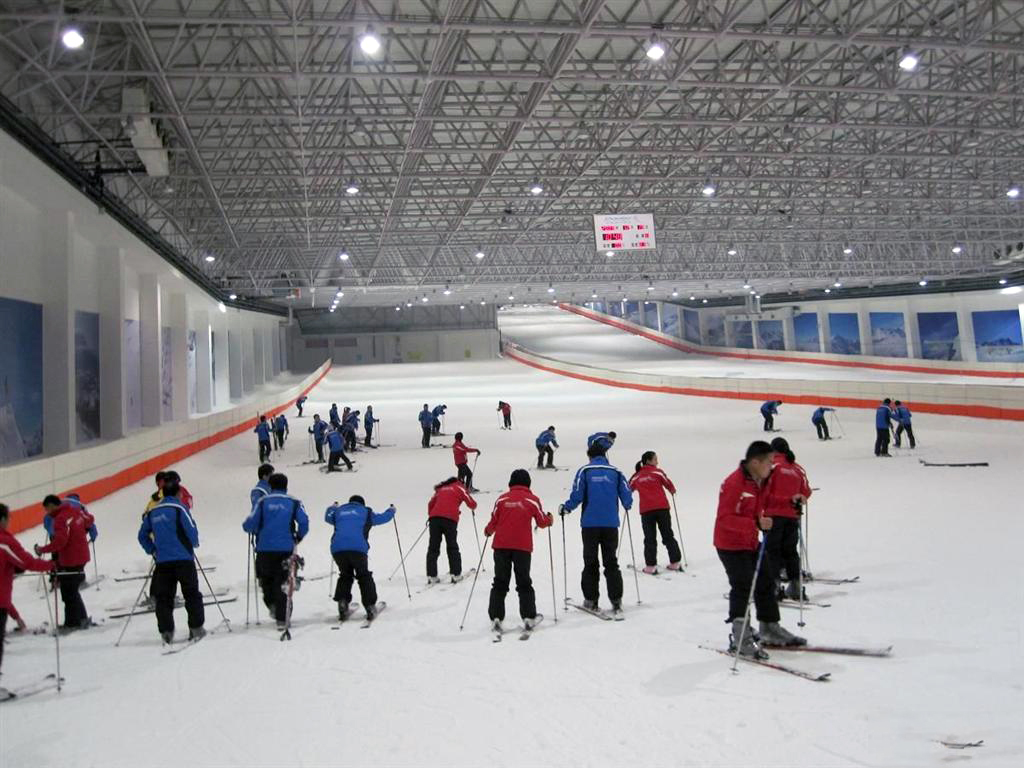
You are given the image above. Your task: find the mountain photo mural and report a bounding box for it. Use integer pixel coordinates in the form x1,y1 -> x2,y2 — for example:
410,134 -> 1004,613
917,312 -> 961,361
828,312 -> 861,355
869,312 -> 908,357
972,309 -> 1024,362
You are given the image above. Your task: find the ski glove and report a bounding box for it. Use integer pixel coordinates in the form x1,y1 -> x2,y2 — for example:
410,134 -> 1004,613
558,504 -> 569,517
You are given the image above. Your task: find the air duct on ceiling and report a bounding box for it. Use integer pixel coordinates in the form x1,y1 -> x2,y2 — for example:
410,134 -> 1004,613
121,87 -> 169,177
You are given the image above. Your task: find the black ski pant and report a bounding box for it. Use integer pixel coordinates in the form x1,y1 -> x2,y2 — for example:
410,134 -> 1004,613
640,509 -> 682,567
813,419 -> 830,439
0,608 -> 6,671
274,429 -> 286,449
874,427 -> 891,456
258,439 -> 271,462
456,462 -> 473,489
894,423 -> 916,448
152,559 -> 205,634
364,424 -> 373,446
502,412 -> 512,429
421,425 -> 431,448
717,547 -> 779,623
56,565 -> 88,628
581,527 -> 623,604
345,430 -> 356,452
314,439 -> 324,462
333,551 -> 377,611
488,548 -> 536,621
256,551 -> 291,623
536,445 -> 554,468
426,517 -> 462,578
764,516 -> 801,588
432,418 -> 441,435
763,413 -> 774,431
297,404 -> 303,417
327,448 -> 352,471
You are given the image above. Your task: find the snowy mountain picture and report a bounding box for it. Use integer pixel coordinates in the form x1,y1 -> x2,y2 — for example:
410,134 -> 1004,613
683,309 -> 701,344
732,320 -> 753,349
0,297 -> 44,464
705,314 -> 726,346
793,313 -> 820,352
757,319 -> 785,350
829,312 -> 861,355
74,310 -> 101,444
869,312 -> 908,357
661,304 -> 680,336
972,310 -> 1024,362
917,312 -> 961,361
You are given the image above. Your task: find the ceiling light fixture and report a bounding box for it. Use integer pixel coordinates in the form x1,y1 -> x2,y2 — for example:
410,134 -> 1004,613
843,247 -> 853,255
742,283 -> 751,290
999,278 -> 1008,285
459,304 -> 466,310
421,296 -> 429,303
951,246 -> 962,254
605,250 -> 614,257
474,250 -> 485,260
395,306 -> 401,312
228,293 -> 237,300
406,301 -> 412,307
62,27 -> 84,49
898,51 -> 919,71
345,184 -> 359,195
480,300 -> 486,305
218,302 -> 227,313
833,281 -> 842,288
547,284 -> 555,293
645,35 -> 666,62
336,291 -> 344,298
689,295 -> 696,301
671,289 -> 679,297
727,248 -> 737,256
359,27 -> 382,55
338,250 -> 350,261
824,288 -> 832,294
529,183 -> 544,196
591,291 -> 598,299
701,298 -> 708,304
1007,185 -> 1021,199
443,286 -> 452,296
918,279 -> 928,286
204,254 -> 215,263
701,181 -> 716,197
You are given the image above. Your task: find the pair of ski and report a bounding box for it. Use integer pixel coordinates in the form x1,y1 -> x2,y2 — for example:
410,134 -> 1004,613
161,631 -> 213,656
534,466 -> 570,472
106,589 -> 233,617
319,465 -> 359,473
115,566 -> 218,583
492,615 -> 543,642
805,575 -> 859,585
417,568 -> 476,594
330,601 -> 387,630
627,564 -> 685,581
700,643 -> 893,682
566,598 -> 625,622
0,673 -> 64,702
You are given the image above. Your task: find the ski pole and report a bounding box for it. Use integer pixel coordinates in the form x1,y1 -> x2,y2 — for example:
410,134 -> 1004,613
328,555 -> 335,598
671,494 -> 688,568
547,525 -> 557,623
195,554 -> 232,631
803,499 -> 811,577
796,514 -> 806,628
44,571 -> 62,692
623,508 -> 642,605
388,521 -> 428,580
459,535 -> 490,630
115,559 -> 155,647
732,538 -> 767,674
561,510 -> 568,606
392,511 -> 412,601
253,543 -> 260,625
245,536 -> 252,626
470,510 -> 482,560
91,540 -> 100,590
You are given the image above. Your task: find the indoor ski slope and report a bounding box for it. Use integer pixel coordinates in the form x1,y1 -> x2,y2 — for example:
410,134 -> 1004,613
2,353 -> 1021,767
499,305 -> 1024,385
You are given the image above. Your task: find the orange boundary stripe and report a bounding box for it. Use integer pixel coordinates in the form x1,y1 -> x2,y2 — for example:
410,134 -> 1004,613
559,302 -> 1024,380
9,365 -> 331,534
504,346 -> 1024,422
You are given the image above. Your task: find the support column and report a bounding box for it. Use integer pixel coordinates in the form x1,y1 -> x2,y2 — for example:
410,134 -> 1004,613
167,293 -> 189,420
903,301 -> 921,359
724,319 -> 736,348
751,320 -> 762,349
41,210 -> 75,455
194,309 -> 213,414
818,309 -> 830,354
139,274 -> 163,427
263,323 -> 276,380
98,246 -> 126,440
857,303 -> 873,356
252,327 -> 266,387
654,302 -> 663,332
211,310 -> 230,407
782,315 -> 795,351
228,324 -> 244,400
955,298 -> 978,362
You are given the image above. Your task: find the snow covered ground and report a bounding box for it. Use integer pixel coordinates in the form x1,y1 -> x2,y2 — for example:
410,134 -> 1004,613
2,330 -> 1022,767
500,305 -> 1024,385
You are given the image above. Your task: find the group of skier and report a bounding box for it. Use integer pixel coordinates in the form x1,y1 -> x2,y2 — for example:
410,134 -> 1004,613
303,403 -> 379,471
759,398 -> 916,456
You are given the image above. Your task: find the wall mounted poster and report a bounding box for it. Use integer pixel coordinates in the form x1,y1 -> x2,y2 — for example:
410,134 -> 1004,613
705,314 -> 726,346
683,309 -> 701,344
972,309 -> 1024,362
917,312 -> 961,360
187,330 -> 198,414
793,313 -> 820,352
642,302 -> 659,330
869,312 -> 908,357
607,301 -> 623,317
829,312 -> 861,354
588,301 -> 607,314
624,300 -> 642,324
0,296 -> 43,463
733,320 -> 754,349
661,304 -> 680,336
161,327 -> 173,420
124,319 -> 142,429
758,319 -> 784,350
74,310 -> 101,444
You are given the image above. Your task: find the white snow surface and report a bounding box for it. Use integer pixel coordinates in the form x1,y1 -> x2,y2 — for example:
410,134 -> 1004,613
3,344 -> 1023,767
500,304 -> 1024,385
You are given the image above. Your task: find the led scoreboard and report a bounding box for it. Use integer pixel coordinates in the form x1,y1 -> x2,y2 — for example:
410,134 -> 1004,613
593,213 -> 656,251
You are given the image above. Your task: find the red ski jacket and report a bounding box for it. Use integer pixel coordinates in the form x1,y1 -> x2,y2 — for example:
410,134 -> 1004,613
713,463 -> 768,552
498,402 -> 511,416
452,440 -> 479,467
484,486 -> 552,553
0,527 -> 53,611
428,482 -> 477,522
628,465 -> 677,514
763,456 -> 812,519
37,503 -> 95,567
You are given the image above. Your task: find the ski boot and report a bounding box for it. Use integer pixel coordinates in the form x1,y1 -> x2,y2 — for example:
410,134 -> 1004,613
524,614 -> 544,630
160,631 -> 173,645
642,565 -> 658,575
582,599 -> 599,611
490,618 -> 502,633
666,562 -> 683,572
365,605 -> 378,622
276,620 -> 287,631
759,621 -> 807,646
729,618 -> 768,659
426,576 -> 441,585
189,627 -> 207,641
785,581 -> 808,601
338,604 -> 352,622
610,601 -> 624,619
450,573 -> 466,584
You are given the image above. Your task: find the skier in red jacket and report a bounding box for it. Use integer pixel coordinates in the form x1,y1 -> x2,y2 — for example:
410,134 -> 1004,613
35,495 -> 95,631
714,441 -> 804,659
763,437 -> 813,601
452,432 -> 481,493
426,477 -> 477,584
497,401 -> 512,429
628,451 -> 683,574
1,503 -> 55,688
483,469 -> 553,633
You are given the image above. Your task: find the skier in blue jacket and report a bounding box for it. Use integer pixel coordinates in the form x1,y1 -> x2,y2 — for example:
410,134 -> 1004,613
893,400 -> 916,449
343,410 -> 360,452
874,398 -> 894,457
325,496 -> 396,622
560,443 -> 634,615
250,463 -> 275,509
243,473 -> 309,629
137,478 -> 204,643
811,407 -> 835,440
431,404 -> 447,436
329,403 -> 341,429
418,404 -> 434,448
254,415 -> 273,462
325,427 -> 353,471
273,413 -> 289,450
309,415 -> 328,462
363,406 -> 378,447
761,400 -> 782,432
587,431 -> 616,453
536,427 -> 559,469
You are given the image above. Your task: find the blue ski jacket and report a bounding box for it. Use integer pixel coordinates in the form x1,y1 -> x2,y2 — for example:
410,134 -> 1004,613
310,420 -> 328,442
536,429 -> 559,448
895,405 -> 912,425
760,401 -> 779,416
325,502 -> 396,554
254,421 -> 272,442
275,414 -> 288,431
364,408 -> 378,427
811,407 -> 834,424
250,480 -> 272,510
326,430 -> 344,451
587,432 -> 615,451
563,456 -> 633,528
432,405 -> 447,419
330,405 -> 340,424
345,410 -> 360,429
875,405 -> 893,429
243,493 -> 309,553
418,408 -> 433,427
138,496 -> 199,563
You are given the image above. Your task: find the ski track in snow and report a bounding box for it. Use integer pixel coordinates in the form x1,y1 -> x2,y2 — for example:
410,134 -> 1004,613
2,306 -> 1021,767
